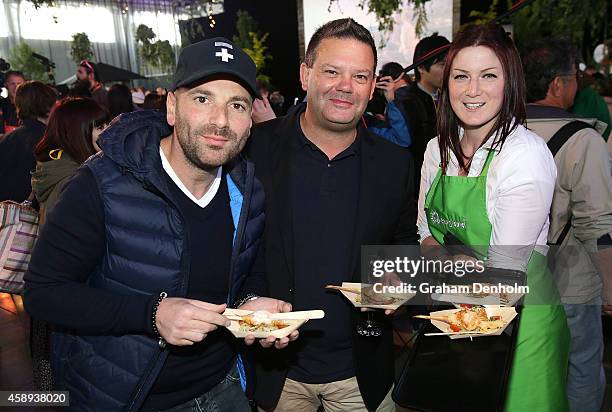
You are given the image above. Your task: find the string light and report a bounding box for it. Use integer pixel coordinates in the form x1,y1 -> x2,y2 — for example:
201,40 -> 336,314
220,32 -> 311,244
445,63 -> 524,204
207,2 -> 216,28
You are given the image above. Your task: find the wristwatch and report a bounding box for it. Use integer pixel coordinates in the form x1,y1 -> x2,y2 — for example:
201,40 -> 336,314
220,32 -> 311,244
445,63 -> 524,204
234,293 -> 260,308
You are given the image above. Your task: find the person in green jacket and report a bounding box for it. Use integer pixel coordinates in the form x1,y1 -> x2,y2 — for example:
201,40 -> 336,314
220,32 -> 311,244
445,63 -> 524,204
571,69 -> 611,140
29,97 -> 108,390
32,97 -> 108,224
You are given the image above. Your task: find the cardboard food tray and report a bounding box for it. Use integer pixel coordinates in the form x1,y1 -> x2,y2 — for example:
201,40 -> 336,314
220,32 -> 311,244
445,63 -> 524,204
223,308 -> 308,339
339,282 -> 415,310
432,287 -> 524,306
429,305 -> 517,339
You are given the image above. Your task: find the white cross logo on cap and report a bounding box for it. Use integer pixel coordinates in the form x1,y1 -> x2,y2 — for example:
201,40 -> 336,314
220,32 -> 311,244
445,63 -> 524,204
215,41 -> 234,63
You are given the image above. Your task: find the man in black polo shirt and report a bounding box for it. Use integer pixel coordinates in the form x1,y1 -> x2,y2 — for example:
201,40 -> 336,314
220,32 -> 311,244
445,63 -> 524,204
247,18 -> 418,412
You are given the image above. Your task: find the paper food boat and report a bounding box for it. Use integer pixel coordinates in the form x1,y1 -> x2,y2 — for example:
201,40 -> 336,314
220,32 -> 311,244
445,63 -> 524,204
338,282 -> 415,310
223,308 -> 320,339
428,305 -> 517,340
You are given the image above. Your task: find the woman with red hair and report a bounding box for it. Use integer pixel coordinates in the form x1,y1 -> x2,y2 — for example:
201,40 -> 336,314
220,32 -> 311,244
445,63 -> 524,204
417,23 -> 570,410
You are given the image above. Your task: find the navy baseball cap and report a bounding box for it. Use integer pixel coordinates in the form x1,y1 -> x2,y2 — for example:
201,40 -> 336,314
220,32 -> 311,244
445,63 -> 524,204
171,37 -> 260,99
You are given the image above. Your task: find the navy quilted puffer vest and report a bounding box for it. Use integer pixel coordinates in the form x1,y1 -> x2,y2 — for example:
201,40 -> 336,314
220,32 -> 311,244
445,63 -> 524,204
50,111 -> 265,411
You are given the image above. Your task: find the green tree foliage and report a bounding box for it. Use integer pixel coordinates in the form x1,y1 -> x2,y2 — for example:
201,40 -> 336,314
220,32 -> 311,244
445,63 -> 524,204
232,9 -> 259,50
329,0 -> 431,44
29,0 -> 54,8
509,0 -> 608,62
136,24 -> 156,43
467,0 -> 500,26
243,32 -> 270,71
232,11 -> 272,84
243,32 -> 272,84
8,42 -> 48,82
135,24 -> 175,72
70,32 -> 94,64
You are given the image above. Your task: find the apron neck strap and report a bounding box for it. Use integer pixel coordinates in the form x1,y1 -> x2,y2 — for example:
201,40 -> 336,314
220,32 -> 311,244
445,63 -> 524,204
479,149 -> 496,177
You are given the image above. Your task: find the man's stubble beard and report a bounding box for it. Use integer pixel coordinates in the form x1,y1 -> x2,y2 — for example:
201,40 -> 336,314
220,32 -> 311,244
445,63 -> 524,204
174,112 -> 249,172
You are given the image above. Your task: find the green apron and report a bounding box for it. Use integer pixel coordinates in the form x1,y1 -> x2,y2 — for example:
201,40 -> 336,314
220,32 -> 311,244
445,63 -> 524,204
424,149 -> 570,411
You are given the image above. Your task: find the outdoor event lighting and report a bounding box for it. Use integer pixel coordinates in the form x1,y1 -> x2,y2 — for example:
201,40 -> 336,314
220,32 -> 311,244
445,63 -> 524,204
18,1 -> 115,43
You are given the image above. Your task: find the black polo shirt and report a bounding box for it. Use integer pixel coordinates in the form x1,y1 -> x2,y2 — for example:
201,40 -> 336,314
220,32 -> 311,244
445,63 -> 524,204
287,114 -> 360,384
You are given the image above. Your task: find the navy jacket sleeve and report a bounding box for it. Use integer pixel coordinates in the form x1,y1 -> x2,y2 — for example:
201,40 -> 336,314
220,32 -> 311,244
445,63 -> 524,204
236,239 -> 268,302
23,167 -> 156,335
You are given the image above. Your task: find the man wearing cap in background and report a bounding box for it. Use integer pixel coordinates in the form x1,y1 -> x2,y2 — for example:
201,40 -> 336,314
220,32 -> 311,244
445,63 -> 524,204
396,33 -> 450,184
369,61 -> 413,147
24,37 -> 296,411
76,59 -> 108,108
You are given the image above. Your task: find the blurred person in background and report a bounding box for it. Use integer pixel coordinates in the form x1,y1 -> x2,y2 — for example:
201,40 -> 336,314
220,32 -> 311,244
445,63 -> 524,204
76,60 -> 108,109
252,94 -> 277,124
69,79 -> 92,99
132,88 -> 145,109
143,92 -> 167,111
523,38 -> 612,412
378,62 -> 411,101
0,81 -> 57,202
107,83 -> 134,120
29,97 -> 108,390
398,33 -> 450,185
252,79 -> 277,124
32,97 -> 109,223
365,62 -> 409,118
0,70 -> 26,136
269,91 -> 285,116
367,61 -> 412,147
571,66 -> 611,140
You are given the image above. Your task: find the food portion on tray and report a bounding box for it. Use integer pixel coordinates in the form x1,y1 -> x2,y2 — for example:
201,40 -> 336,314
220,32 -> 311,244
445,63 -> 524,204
223,309 -> 324,339
237,312 -> 293,332
431,282 -> 524,306
414,305 -> 517,339
326,282 -> 415,310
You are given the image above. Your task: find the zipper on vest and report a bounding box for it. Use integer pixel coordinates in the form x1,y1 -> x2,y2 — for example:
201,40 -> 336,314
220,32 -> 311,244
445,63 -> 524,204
227,162 -> 254,306
128,349 -> 168,411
